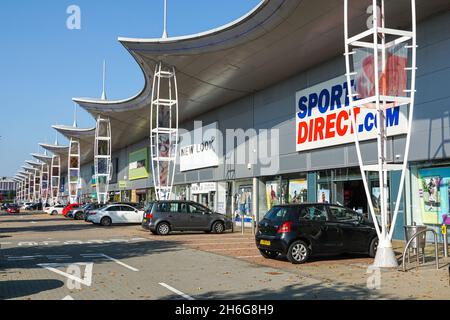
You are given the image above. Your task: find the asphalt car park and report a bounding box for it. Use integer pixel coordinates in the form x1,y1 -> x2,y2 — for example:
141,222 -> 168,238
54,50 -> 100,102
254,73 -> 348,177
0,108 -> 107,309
1,212 -> 450,300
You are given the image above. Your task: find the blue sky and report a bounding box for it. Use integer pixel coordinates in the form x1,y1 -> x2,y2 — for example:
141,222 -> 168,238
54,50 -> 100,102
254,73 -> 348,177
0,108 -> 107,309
0,0 -> 261,177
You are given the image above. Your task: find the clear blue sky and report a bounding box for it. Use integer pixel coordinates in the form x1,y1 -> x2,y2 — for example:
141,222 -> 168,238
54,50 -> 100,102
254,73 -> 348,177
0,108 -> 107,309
0,0 -> 261,177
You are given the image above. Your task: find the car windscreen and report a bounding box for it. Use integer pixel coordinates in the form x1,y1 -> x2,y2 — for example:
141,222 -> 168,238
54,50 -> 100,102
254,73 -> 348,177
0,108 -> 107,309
263,207 -> 293,223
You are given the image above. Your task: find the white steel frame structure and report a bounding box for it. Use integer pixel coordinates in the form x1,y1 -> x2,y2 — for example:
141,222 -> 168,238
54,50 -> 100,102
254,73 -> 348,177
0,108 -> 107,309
17,172 -> 28,203
150,62 -> 179,201
94,116 -> 112,205
50,155 -> 61,205
344,0 -> 417,267
23,167 -> 36,203
41,162 -> 50,205
34,168 -> 41,203
68,138 -> 81,204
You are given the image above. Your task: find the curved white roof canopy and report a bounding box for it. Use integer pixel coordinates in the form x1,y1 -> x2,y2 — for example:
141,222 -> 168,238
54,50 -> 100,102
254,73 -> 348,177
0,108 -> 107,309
25,161 -> 43,169
52,125 -> 96,164
39,143 -> 69,174
31,153 -> 53,165
22,166 -> 36,173
74,0 -> 450,155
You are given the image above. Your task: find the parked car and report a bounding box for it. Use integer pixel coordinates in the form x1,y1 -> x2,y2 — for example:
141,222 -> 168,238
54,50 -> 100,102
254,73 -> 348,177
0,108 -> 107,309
1,203 -> 12,211
21,202 -> 33,210
112,202 -> 143,210
87,204 -> 145,226
62,203 -> 81,217
255,204 -> 379,264
44,204 -> 66,215
7,204 -> 20,214
67,204 -> 91,220
141,202 -> 156,230
28,203 -> 43,211
83,203 -> 106,221
143,201 -> 233,235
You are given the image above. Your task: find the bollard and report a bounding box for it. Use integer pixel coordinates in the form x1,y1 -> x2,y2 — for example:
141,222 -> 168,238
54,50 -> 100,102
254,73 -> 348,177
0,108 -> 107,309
442,224 -> 448,258
251,216 -> 255,236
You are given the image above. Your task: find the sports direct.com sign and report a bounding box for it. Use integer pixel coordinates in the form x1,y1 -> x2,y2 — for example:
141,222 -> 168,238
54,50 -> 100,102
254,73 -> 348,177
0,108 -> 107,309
295,76 -> 408,152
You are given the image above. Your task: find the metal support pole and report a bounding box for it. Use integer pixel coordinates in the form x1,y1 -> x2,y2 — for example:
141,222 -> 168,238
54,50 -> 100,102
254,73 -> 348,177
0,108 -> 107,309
443,226 -> 449,258
252,177 -> 259,236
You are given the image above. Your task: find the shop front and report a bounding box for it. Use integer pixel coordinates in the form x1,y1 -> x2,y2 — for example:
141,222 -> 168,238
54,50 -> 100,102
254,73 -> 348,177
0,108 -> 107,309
315,167 -> 391,224
135,189 -> 148,205
191,182 -> 216,210
264,174 -> 308,210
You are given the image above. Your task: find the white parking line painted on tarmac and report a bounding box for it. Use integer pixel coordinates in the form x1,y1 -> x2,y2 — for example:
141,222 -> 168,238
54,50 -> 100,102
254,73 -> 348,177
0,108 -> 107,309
159,283 -> 195,301
172,237 -> 254,242
101,254 -> 139,272
80,253 -> 139,272
38,262 -> 94,287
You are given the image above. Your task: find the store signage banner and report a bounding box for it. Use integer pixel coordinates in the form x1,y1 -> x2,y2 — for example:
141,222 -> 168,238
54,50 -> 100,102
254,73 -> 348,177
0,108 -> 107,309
191,182 -> 216,194
180,122 -> 219,172
129,148 -> 149,181
295,75 -> 408,152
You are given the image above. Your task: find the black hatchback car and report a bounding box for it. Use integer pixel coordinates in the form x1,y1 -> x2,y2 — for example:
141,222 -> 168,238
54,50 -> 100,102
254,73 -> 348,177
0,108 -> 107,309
143,201 -> 233,235
256,204 -> 378,264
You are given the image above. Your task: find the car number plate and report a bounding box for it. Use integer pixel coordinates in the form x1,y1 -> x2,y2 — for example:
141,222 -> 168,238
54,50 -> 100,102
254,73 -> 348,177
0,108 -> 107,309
260,240 -> 271,246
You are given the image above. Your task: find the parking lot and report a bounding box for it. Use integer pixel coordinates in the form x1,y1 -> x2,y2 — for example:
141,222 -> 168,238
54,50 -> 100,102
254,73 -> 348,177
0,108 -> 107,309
1,212 -> 449,300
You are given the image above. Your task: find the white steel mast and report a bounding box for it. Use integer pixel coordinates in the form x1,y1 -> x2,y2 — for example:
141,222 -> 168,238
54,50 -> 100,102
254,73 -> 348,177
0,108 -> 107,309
344,0 -> 417,267
50,155 -> 61,205
94,116 -> 112,205
150,62 -> 179,201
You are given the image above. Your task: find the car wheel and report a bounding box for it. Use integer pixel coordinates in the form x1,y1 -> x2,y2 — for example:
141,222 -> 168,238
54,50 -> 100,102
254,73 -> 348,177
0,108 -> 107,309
157,222 -> 171,236
369,237 -> 379,258
212,221 -> 225,234
259,249 -> 279,260
287,240 -> 310,264
52,210 -> 58,215
100,217 -> 112,227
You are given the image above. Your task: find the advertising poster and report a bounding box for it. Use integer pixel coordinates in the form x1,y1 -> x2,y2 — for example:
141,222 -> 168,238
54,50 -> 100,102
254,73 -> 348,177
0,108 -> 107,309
418,167 -> 450,225
318,189 -> 330,204
266,181 -> 280,210
129,148 -> 149,181
289,179 -> 308,204
236,185 -> 252,220
354,44 -> 408,102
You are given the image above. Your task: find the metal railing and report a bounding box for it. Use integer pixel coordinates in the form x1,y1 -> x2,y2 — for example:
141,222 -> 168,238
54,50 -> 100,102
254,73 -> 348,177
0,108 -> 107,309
402,228 -> 440,272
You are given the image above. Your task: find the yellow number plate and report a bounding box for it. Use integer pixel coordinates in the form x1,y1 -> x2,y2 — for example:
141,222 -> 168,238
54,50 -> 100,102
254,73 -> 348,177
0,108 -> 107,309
260,240 -> 271,246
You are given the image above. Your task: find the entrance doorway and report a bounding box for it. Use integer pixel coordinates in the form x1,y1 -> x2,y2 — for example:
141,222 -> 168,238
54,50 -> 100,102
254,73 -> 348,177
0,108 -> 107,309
340,180 -> 367,213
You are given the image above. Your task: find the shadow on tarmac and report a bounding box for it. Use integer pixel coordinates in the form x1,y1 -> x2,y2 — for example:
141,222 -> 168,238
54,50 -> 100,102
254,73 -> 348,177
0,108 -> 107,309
187,281 -> 401,300
0,280 -> 65,300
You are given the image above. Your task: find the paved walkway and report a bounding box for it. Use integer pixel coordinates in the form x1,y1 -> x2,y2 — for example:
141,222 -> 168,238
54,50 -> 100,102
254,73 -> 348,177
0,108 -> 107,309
1,213 -> 449,300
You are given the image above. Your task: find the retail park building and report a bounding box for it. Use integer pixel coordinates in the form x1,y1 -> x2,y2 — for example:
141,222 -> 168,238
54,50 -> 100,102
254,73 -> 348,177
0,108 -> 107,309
32,0 -> 450,240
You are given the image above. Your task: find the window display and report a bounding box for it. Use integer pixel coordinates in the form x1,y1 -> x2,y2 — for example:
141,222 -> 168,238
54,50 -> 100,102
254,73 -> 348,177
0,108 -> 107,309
417,167 -> 450,225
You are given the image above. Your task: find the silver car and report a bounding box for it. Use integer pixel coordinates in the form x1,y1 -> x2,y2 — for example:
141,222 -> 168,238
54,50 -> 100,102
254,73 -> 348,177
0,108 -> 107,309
87,204 -> 144,227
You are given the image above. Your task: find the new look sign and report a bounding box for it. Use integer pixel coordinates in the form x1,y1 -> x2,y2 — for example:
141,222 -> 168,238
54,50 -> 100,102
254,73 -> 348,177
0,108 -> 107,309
295,76 -> 408,152
180,122 -> 220,172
